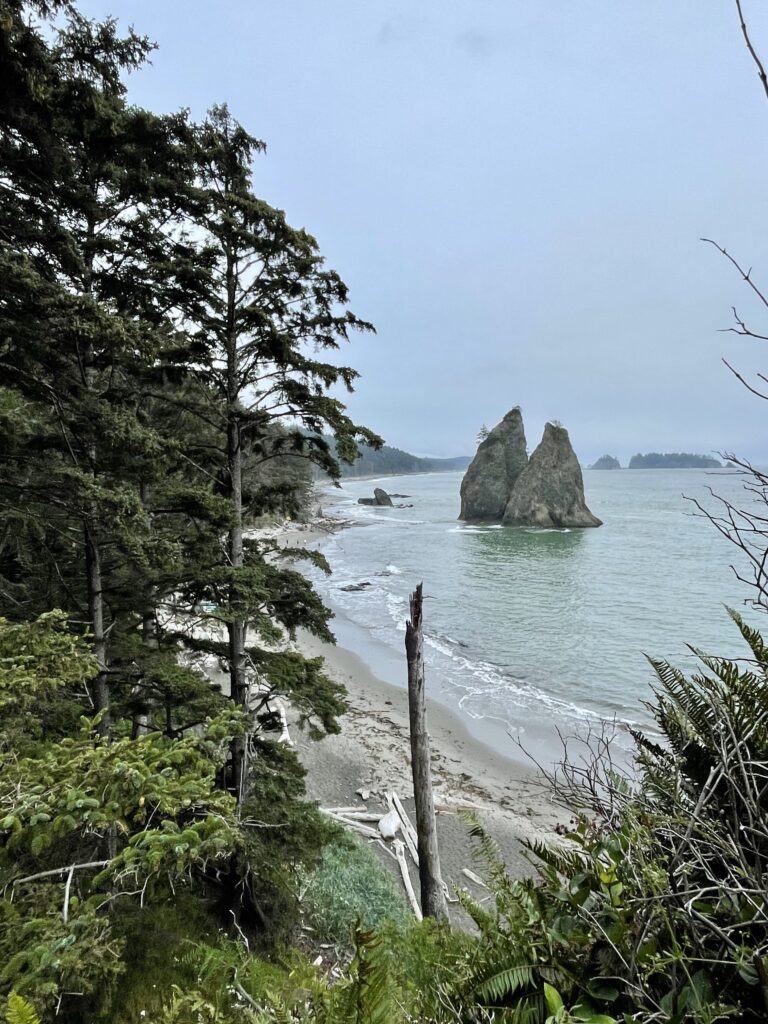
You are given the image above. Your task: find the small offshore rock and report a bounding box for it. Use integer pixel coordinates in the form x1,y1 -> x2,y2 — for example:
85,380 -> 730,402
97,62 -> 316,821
358,488 -> 394,506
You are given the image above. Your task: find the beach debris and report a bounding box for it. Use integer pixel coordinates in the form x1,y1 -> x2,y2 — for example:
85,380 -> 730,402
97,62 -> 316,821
330,811 -> 380,822
386,792 -> 419,865
374,838 -> 397,861
393,839 -> 422,920
377,809 -> 401,839
320,809 -> 380,840
355,788 -> 371,801
461,868 -> 489,890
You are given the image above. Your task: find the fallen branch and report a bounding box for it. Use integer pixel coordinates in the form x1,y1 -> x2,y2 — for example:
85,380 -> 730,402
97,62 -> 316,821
62,865 -> 75,924
330,811 -> 381,823
12,861 -> 110,887
321,810 -> 380,840
462,868 -> 489,890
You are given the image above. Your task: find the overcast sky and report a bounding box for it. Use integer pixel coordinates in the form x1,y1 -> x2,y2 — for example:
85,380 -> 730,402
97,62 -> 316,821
82,1 -> 768,463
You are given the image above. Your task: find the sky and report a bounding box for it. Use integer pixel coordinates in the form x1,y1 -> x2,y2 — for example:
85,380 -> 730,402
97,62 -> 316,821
81,0 -> 768,463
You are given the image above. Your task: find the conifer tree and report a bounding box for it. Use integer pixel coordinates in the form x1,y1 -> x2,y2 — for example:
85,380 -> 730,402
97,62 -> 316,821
179,105 -> 381,800
0,2 -> 205,728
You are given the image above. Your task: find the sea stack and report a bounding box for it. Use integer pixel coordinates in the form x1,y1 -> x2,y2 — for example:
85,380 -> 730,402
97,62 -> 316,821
459,410 -> 602,528
503,422 -> 602,528
459,407 -> 528,521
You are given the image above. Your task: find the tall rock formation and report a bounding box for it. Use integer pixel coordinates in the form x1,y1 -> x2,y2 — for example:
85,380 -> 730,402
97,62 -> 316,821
503,423 -> 602,528
459,408 -> 528,521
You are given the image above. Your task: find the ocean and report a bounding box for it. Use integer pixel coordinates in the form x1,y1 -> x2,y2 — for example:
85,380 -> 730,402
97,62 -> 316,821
304,469 -> 760,765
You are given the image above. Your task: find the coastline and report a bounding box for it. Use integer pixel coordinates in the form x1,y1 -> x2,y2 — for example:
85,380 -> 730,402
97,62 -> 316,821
274,512 -> 567,901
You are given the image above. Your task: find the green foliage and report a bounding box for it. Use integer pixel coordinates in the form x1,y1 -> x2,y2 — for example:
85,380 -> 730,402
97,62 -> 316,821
4,994 -> 41,1024
0,612 -> 97,746
97,897 -> 222,1023
299,837 -> 409,944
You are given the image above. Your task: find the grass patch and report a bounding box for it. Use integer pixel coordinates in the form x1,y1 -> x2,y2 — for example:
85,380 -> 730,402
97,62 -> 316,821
300,836 -> 410,943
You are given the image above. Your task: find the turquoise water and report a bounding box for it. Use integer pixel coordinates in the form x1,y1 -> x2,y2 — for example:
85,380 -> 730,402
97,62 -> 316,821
307,469 -> 760,758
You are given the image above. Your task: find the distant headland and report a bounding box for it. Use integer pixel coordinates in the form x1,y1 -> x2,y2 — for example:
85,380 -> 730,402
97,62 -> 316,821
628,453 -> 722,469
317,436 -> 472,478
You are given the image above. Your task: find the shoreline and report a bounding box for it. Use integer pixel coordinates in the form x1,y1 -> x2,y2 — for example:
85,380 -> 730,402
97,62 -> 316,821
272,511 -> 567,902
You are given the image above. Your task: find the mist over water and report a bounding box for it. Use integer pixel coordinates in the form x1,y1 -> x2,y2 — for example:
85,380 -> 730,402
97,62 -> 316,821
306,469 -> 759,758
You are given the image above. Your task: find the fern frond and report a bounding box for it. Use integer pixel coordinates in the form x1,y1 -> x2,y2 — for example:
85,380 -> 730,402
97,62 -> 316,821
471,962 -> 536,1003
727,607 -> 768,666
5,993 -> 41,1024
524,838 -> 588,879
350,925 -> 398,1024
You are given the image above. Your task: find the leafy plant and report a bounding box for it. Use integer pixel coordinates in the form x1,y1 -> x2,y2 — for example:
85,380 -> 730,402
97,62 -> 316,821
4,994 -> 41,1024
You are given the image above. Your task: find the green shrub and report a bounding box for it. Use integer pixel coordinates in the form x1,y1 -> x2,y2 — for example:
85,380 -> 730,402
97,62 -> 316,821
299,837 -> 409,944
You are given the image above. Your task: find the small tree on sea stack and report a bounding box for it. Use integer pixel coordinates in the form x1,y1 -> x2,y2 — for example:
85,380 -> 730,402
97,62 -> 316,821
405,583 -> 449,923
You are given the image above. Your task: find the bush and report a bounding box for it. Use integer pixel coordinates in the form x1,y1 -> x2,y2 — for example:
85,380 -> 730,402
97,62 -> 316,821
299,837 -> 410,944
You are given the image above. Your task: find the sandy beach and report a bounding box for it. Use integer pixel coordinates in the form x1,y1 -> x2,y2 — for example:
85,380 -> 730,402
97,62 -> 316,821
273,512 -> 567,918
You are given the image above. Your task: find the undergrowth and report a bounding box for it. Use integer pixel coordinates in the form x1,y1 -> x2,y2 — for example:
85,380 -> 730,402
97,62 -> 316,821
298,835 -> 410,944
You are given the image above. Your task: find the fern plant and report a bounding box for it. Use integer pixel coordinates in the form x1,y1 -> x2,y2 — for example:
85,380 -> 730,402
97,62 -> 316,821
5,994 -> 41,1024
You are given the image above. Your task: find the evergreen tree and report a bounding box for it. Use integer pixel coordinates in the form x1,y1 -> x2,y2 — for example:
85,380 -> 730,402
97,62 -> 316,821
0,2 -> 205,728
176,105 -> 381,801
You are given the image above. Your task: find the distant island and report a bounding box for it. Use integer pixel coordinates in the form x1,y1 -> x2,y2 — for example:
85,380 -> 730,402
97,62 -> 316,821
628,452 -> 722,469
590,455 -> 621,470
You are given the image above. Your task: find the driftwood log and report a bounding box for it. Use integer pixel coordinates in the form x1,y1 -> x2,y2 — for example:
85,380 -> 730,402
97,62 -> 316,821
393,839 -> 422,920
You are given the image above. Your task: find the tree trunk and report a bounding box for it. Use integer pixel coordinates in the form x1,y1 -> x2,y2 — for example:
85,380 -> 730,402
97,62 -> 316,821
226,247 -> 249,804
405,583 -> 449,923
134,482 -> 156,737
85,518 -> 109,735
82,211 -> 110,735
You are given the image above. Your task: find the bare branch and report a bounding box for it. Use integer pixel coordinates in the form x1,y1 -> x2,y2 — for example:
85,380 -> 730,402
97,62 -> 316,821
735,0 -> 768,103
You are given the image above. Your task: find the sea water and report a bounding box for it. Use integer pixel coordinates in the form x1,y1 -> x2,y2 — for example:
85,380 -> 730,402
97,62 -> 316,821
303,469 -> 761,763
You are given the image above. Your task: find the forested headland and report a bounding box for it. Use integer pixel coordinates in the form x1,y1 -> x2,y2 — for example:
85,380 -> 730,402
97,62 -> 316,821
628,452 -> 722,469
317,438 -> 471,479
4,4 -> 768,1024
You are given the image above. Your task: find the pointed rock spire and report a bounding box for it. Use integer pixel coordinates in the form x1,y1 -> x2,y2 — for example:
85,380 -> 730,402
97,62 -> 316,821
503,422 -> 602,528
459,407 -> 528,521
